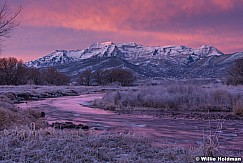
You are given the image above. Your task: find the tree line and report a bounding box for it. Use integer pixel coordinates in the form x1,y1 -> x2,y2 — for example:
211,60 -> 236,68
77,68 -> 135,86
0,57 -> 70,85
0,57 -> 136,86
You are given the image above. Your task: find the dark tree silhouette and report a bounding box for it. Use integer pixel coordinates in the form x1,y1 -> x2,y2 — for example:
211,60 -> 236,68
0,57 -> 71,86
0,57 -> 27,85
26,67 -> 43,85
100,69 -> 113,85
77,68 -> 136,86
227,58 -> 243,85
77,69 -> 93,86
109,68 -> 135,86
93,69 -> 104,85
42,67 -> 70,85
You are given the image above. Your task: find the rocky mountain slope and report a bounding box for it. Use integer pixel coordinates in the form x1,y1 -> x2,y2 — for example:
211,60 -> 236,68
25,42 -> 243,80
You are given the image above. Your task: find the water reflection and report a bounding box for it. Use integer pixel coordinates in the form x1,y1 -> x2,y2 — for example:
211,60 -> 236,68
17,93 -> 243,151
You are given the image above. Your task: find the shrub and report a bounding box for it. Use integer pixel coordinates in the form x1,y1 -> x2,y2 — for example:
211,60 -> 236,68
233,101 -> 243,116
0,96 -> 47,130
0,107 -> 16,129
227,58 -> 243,85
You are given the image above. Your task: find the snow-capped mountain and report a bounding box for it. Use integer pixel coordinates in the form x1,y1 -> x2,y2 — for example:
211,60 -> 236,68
25,42 -> 243,79
25,42 -> 224,68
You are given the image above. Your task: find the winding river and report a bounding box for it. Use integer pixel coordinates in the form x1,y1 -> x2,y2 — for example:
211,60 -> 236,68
17,93 -> 243,151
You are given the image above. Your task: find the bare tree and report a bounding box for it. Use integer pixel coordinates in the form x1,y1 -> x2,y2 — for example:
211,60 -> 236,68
42,68 -> 70,86
77,69 -> 93,86
26,68 -> 43,85
0,57 -> 27,85
109,68 -> 135,86
79,68 -> 136,86
0,2 -> 21,51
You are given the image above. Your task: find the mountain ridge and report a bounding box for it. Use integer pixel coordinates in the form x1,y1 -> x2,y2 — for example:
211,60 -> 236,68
25,42 -> 224,68
25,42 -> 243,80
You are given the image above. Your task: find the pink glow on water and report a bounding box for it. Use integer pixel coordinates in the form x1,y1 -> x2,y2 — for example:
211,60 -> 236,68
17,94 -> 243,151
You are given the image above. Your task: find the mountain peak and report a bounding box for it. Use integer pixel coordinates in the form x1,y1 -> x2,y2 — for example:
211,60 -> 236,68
199,44 -> 212,48
100,41 -> 114,46
88,41 -> 115,49
196,45 -> 223,57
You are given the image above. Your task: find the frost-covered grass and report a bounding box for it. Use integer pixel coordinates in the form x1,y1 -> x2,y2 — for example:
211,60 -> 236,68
0,85 -> 126,102
0,85 -> 88,94
1,84 -> 243,162
0,85 -> 119,95
0,95 -> 46,130
1,126 -> 239,163
94,83 -> 243,113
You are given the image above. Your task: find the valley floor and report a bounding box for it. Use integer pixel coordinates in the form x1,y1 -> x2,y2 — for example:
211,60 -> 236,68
1,82 -> 243,162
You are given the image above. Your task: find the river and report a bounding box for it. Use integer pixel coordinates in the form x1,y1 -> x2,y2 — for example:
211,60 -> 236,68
17,93 -> 243,151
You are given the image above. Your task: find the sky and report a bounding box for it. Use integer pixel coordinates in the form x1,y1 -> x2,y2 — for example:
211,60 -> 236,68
1,0 -> 243,61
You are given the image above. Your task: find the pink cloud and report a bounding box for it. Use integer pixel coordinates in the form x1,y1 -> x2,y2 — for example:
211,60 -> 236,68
16,0 -> 243,32
3,0 -> 243,60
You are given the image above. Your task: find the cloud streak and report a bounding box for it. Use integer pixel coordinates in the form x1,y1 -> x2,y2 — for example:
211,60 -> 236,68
17,0 -> 243,32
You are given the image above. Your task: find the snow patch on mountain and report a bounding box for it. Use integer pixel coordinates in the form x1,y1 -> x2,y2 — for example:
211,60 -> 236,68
25,42 -> 225,68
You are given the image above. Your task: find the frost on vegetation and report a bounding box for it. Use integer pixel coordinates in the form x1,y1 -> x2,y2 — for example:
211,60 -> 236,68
0,127 -> 202,162
233,100 -> 243,116
1,125 -> 241,162
0,96 -> 47,130
96,84 -> 243,113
